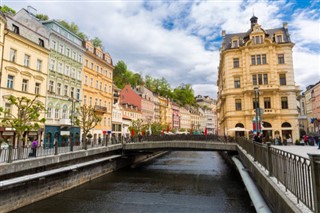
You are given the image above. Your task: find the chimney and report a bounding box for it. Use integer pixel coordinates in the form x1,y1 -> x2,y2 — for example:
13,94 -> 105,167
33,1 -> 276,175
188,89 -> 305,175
221,30 -> 226,38
283,22 -> 288,29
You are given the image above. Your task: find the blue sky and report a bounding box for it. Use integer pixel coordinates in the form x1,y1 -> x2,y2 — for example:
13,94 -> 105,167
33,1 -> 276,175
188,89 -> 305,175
3,0 -> 320,98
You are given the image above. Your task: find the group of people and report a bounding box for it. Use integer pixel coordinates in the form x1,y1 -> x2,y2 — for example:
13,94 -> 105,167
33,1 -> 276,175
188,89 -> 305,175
253,132 -> 292,145
301,135 -> 320,149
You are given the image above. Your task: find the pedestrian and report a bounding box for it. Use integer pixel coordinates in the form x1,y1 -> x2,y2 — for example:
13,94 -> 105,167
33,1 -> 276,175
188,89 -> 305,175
31,139 -> 38,157
283,137 -> 287,146
303,135 -> 309,145
287,135 -> 292,145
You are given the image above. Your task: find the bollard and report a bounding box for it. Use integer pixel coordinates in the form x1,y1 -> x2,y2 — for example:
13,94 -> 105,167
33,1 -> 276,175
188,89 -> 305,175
308,154 -> 320,213
266,142 -> 273,176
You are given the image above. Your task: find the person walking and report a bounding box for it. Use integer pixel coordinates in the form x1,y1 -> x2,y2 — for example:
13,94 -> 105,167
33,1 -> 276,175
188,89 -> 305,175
31,139 -> 38,157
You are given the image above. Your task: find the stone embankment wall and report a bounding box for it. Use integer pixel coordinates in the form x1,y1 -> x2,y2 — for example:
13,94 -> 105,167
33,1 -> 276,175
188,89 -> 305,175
0,149 -> 164,213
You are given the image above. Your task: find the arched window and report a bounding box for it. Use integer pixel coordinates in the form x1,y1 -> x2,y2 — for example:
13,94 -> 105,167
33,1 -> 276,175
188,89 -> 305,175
263,122 -> 272,128
281,122 -> 291,128
235,123 -> 244,128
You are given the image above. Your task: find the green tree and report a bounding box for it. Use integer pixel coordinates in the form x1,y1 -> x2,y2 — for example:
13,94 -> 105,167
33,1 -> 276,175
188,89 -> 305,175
151,122 -> 164,135
113,60 -> 128,89
91,37 -> 103,48
0,5 -> 16,14
36,14 -> 49,21
58,20 -> 87,40
129,119 -> 144,136
74,105 -> 101,150
173,84 -> 195,106
0,95 -> 46,159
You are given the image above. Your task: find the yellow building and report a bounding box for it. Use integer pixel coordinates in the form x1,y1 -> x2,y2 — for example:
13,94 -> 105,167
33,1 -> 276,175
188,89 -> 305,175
217,16 -> 300,142
0,11 -> 50,146
82,41 -> 114,143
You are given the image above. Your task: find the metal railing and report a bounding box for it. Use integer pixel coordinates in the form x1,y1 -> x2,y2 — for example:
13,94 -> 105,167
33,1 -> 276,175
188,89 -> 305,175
236,137 -> 316,212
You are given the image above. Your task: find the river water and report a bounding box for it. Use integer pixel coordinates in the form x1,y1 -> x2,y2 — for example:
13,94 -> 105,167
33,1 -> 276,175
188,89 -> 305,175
14,151 -> 256,213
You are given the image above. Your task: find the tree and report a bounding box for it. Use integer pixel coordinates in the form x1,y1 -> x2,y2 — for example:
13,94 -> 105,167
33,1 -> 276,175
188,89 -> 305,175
173,83 -> 196,106
36,14 -> 49,21
57,20 -> 88,40
74,105 -> 101,150
0,5 -> 16,14
0,95 -> 46,159
91,37 -> 103,48
129,119 -> 144,136
113,60 -> 128,89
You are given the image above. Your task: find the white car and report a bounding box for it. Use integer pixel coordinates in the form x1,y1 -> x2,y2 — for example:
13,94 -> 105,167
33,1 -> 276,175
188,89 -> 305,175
1,142 -> 9,149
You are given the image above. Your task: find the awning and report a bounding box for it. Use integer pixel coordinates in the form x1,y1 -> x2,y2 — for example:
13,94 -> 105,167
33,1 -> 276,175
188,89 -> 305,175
227,127 -> 250,132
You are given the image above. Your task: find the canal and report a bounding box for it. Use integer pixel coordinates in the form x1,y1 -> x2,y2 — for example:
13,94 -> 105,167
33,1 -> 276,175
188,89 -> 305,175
14,151 -> 256,213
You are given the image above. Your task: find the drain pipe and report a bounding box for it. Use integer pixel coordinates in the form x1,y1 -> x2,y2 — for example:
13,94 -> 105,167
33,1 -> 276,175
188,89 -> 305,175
232,156 -> 272,213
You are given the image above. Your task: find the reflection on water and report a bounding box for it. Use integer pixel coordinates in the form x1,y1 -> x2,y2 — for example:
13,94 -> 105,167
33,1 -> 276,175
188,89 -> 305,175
14,151 -> 256,213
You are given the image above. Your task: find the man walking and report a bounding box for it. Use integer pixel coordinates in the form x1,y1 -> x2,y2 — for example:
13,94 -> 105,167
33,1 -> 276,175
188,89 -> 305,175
31,139 -> 38,157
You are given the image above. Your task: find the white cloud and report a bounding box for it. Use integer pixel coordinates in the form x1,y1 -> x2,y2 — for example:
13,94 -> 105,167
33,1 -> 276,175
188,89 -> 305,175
4,0 -> 319,99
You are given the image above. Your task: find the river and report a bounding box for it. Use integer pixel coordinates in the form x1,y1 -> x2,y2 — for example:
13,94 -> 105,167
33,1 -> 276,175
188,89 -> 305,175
14,151 -> 256,213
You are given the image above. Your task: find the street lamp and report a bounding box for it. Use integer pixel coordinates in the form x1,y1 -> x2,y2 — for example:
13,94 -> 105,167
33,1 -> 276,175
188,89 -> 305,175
254,87 -> 260,133
68,98 -> 79,151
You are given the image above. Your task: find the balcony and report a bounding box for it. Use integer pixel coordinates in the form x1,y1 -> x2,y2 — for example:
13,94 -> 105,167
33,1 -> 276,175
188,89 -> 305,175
94,105 -> 108,113
59,118 -> 71,125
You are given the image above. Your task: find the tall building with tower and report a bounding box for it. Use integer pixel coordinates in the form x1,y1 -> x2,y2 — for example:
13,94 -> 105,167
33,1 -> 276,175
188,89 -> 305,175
217,15 -> 300,142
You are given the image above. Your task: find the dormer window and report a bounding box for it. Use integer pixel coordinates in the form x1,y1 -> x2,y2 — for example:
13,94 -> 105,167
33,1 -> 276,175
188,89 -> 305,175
12,24 -> 19,34
232,40 -> 239,48
276,34 -> 283,43
252,35 -> 263,44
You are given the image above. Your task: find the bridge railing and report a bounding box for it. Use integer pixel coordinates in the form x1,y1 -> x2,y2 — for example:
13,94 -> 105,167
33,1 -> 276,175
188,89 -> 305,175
127,134 -> 226,142
236,137 -> 319,213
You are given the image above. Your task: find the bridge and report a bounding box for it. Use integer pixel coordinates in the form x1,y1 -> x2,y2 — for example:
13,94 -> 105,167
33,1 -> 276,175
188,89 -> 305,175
123,141 -> 237,152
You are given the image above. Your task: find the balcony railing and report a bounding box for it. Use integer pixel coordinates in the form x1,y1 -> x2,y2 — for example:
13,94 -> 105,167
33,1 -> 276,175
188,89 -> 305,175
94,105 -> 108,113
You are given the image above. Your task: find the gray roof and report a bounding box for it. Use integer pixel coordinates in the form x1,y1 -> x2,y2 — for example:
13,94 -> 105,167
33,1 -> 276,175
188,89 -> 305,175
222,27 -> 291,50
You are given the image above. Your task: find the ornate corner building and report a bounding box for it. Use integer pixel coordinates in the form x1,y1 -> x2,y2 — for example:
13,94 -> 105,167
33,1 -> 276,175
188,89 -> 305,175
217,16 -> 300,141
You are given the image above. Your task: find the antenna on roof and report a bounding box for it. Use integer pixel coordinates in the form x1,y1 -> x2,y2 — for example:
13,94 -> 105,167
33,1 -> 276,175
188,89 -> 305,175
253,8 -> 255,16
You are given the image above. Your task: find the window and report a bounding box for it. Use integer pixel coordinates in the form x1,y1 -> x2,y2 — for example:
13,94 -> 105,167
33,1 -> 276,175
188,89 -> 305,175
89,97 -> 92,106
57,83 -> 61,95
78,55 -> 82,63
233,58 -> 239,68
252,35 -> 263,44
91,62 -> 94,69
104,117 -> 106,126
96,80 -> 99,89
76,89 -> 80,99
279,74 -> 286,85
95,98 -> 98,106
62,105 -> 68,119
251,54 -> 267,65
84,75 -> 88,85
10,49 -> 16,62
58,62 -> 63,73
77,71 -> 81,80
12,24 -> 19,34
59,44 -> 64,54
24,54 -> 30,67
234,77 -> 240,88
55,108 -> 59,119
252,74 -> 268,85
49,80 -> 54,92
96,65 -> 100,72
47,107 -> 52,118
263,74 -> 268,85
64,85 -> 68,96
276,35 -> 283,43
4,103 -> 11,117
22,79 -> 28,92
66,48 -> 70,57
108,118 -> 111,126
71,68 -> 75,78
65,65 -> 70,76
38,38 -> 44,47
7,75 -> 14,89
70,87 -> 74,98
50,59 -> 55,70
264,97 -> 271,109
281,97 -> 288,109
278,54 -> 284,64
100,82 -> 102,90
85,59 -> 88,67
104,84 -> 107,92
51,40 -> 57,50
35,83 -> 40,94
36,59 -> 42,71
90,78 -> 93,87
72,51 -> 76,60
232,40 -> 238,48
235,99 -> 242,111
84,95 -> 87,105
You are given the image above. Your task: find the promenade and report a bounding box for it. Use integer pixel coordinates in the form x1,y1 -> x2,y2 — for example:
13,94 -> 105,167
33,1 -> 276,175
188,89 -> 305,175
274,144 -> 319,158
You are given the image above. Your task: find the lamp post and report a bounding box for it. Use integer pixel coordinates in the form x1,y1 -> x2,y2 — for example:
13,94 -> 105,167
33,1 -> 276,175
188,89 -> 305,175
68,98 -> 78,151
254,87 -> 260,133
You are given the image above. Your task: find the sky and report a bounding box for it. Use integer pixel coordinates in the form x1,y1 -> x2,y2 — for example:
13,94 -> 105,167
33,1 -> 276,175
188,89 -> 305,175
2,0 -> 320,98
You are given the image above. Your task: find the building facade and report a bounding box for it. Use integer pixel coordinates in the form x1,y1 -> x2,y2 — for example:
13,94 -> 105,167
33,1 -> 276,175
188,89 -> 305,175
82,41 -> 113,143
0,10 -> 50,147
217,16 -> 300,141
43,20 -> 84,147
135,85 -> 154,124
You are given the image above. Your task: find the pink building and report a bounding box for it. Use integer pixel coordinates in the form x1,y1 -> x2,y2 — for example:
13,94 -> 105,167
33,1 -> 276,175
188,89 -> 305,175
135,85 -> 155,124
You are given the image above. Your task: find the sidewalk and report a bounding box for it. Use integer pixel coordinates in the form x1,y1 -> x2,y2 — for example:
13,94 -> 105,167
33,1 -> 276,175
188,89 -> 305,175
273,145 -> 319,159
